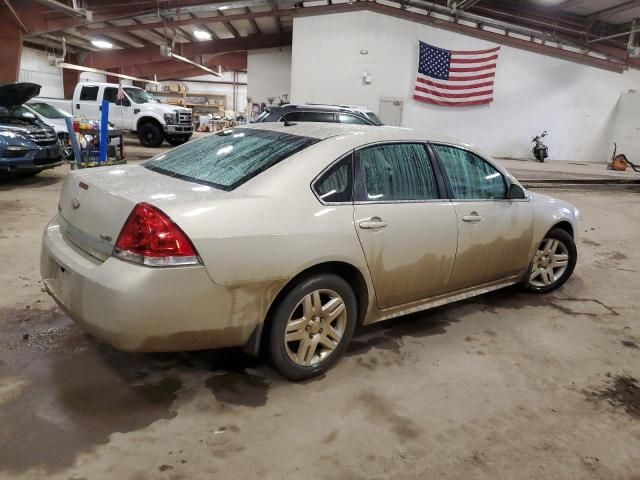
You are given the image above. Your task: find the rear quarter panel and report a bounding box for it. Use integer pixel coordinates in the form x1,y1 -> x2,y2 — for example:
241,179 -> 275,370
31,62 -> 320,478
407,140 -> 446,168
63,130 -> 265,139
160,139 -> 372,288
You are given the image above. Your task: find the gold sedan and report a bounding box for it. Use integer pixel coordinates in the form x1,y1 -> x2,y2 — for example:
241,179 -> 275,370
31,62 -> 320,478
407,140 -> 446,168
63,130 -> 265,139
41,123 -> 578,380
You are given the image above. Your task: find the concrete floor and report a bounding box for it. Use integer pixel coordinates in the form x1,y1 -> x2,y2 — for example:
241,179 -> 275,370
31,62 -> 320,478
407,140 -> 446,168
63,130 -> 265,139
1,164 -> 639,480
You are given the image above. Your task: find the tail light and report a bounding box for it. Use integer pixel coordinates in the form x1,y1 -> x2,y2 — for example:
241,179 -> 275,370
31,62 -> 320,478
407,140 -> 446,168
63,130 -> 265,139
113,202 -> 200,267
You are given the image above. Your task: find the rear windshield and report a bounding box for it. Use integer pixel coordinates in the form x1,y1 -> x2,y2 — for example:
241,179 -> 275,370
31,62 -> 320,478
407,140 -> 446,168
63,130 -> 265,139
365,112 -> 383,126
144,128 -> 319,190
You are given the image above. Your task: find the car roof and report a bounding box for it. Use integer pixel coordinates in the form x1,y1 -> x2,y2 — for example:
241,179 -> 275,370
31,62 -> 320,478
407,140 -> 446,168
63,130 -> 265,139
269,104 -> 373,114
238,122 -> 493,163
241,121 -> 410,140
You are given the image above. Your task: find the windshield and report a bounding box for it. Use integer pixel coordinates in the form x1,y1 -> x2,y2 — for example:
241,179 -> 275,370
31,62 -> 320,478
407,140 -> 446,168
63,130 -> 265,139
365,112 -> 383,126
4,105 -> 36,120
144,128 -> 319,190
123,87 -> 157,104
26,102 -> 69,119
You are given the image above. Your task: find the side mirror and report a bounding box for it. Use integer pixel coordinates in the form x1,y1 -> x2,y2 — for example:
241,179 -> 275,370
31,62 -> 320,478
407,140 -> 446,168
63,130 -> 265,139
117,98 -> 131,107
507,183 -> 526,200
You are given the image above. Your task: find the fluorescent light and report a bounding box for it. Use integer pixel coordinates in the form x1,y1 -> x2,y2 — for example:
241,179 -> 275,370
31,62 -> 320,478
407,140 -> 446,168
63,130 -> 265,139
218,5 -> 230,10
57,63 -> 160,84
193,29 -> 212,40
91,39 -> 113,49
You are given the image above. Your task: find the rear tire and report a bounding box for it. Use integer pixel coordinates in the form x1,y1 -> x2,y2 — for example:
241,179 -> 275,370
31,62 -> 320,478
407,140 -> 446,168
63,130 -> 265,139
267,274 -> 357,381
138,122 -> 164,148
521,228 -> 577,293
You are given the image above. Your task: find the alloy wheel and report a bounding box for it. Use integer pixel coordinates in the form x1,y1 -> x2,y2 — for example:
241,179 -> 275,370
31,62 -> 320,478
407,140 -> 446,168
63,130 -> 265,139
529,237 -> 569,288
284,289 -> 347,367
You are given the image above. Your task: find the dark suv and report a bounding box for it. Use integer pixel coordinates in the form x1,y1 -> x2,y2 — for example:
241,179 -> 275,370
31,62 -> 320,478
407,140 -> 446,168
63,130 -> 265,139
254,104 -> 383,126
0,83 -> 62,176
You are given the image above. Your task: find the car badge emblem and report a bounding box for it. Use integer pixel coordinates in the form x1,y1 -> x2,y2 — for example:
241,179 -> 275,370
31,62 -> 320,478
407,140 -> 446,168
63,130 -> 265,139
72,198 -> 81,209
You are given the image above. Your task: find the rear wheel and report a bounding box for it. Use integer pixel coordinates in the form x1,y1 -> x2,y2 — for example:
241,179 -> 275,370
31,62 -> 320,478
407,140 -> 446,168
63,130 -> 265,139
522,228 -> 577,293
267,274 -> 357,381
138,122 -> 164,148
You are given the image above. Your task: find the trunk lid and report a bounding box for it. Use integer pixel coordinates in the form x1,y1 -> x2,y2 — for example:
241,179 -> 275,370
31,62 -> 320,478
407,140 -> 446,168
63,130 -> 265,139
58,164 -> 229,261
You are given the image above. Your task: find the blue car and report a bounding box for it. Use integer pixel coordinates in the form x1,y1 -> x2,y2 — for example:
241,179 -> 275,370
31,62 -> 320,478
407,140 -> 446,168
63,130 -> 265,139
0,83 -> 63,176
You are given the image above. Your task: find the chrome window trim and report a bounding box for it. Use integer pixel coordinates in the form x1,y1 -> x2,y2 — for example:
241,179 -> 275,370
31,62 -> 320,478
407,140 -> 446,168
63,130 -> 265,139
354,198 -> 451,205
430,141 -> 530,203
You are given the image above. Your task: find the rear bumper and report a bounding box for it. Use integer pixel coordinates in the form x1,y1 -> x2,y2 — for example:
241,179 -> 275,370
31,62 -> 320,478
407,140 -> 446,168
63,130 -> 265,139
40,215 -> 281,352
0,144 -> 63,171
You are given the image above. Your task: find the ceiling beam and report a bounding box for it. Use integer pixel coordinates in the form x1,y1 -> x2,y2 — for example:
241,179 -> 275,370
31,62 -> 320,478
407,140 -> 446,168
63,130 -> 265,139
75,9 -> 275,35
295,1 -> 627,72
18,0 -> 155,37
247,6 -> 261,34
219,10 -> 240,38
3,0 -> 30,33
118,52 -> 246,78
272,0 -> 282,32
588,0 -> 640,21
80,32 -> 291,70
189,12 -> 219,40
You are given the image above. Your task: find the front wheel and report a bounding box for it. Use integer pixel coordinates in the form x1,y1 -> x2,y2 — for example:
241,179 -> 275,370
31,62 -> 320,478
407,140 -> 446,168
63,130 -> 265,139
267,274 -> 357,381
58,133 -> 74,161
138,122 -> 164,148
165,135 -> 191,146
521,228 -> 577,293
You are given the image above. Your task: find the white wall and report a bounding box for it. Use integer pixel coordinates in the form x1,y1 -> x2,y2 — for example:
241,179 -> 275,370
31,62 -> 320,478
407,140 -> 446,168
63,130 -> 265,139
609,91 -> 640,159
18,48 -> 63,98
291,11 -> 640,162
247,47 -> 292,105
180,72 -> 247,113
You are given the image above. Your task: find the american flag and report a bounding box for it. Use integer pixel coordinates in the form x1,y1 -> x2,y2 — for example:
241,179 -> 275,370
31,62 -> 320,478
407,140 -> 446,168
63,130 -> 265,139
414,41 -> 500,107
116,84 -> 125,101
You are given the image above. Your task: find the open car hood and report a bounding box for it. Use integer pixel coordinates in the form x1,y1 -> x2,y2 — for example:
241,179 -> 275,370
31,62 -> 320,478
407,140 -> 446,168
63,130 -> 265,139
0,83 -> 41,108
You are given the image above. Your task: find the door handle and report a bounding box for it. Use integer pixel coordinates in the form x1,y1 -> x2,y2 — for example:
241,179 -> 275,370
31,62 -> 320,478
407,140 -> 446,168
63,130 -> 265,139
359,217 -> 388,230
75,103 -> 80,109
462,212 -> 483,223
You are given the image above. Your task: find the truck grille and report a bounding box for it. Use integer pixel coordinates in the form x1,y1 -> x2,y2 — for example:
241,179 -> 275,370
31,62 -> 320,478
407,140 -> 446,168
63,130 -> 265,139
178,111 -> 192,125
28,129 -> 58,146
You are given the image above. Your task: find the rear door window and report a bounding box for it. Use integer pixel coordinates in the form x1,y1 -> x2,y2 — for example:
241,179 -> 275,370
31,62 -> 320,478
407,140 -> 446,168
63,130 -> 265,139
338,114 -> 368,125
144,128 -> 319,190
357,143 -> 439,201
283,112 -> 335,123
103,87 -> 118,103
79,86 -> 99,101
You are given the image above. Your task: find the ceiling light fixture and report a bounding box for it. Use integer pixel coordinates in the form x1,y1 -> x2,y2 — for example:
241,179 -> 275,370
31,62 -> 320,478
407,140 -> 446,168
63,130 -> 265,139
193,30 -> 212,40
57,63 -> 160,84
91,39 -> 113,49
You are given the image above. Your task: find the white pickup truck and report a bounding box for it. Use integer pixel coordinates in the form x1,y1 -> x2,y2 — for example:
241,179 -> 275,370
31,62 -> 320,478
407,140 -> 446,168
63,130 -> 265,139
41,82 -> 193,147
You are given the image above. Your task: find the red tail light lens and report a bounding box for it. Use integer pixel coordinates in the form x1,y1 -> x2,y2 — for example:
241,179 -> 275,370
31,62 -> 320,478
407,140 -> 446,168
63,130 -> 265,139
114,202 -> 200,267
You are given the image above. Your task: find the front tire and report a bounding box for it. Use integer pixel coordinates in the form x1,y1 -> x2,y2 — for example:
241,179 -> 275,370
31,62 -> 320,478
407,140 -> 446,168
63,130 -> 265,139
166,135 -> 191,146
267,274 -> 357,381
58,133 -> 74,161
522,228 -> 577,293
138,122 -> 164,148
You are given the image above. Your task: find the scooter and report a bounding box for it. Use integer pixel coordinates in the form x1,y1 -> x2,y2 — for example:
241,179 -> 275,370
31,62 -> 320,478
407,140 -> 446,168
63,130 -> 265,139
532,130 -> 549,162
